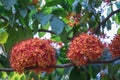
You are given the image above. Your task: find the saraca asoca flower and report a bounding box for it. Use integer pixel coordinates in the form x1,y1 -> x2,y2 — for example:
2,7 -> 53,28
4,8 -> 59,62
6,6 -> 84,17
67,33 -> 104,66
109,34 -> 120,58
10,38 -> 56,74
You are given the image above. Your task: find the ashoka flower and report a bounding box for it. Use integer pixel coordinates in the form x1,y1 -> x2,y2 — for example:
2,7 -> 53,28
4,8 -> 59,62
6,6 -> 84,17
67,33 -> 104,66
10,38 -> 56,74
109,34 -> 120,58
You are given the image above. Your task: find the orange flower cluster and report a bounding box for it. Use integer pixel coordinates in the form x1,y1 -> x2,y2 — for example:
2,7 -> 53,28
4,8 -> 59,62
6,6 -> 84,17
109,34 -> 120,58
10,38 -> 56,74
66,12 -> 81,27
67,33 -> 104,66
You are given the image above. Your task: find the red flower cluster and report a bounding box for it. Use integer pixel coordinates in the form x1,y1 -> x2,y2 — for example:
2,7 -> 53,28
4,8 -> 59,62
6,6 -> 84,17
109,34 -> 120,58
67,33 -> 104,66
10,38 -> 56,74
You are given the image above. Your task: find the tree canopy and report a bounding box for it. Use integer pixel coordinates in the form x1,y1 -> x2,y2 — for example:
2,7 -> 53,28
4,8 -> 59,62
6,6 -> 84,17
0,0 -> 120,80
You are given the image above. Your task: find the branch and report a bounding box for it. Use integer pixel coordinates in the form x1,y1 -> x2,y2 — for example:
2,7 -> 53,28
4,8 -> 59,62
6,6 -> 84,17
37,29 -> 55,34
88,56 -> 120,64
93,8 -> 120,34
0,56 -> 120,72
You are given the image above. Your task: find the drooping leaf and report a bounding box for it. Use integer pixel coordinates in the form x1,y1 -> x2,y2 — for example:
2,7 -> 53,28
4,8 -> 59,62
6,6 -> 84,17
50,16 -> 65,35
0,0 -> 17,10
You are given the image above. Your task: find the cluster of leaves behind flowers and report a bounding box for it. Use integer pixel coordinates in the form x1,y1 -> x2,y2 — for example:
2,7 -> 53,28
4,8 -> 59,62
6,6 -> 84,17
10,38 -> 56,74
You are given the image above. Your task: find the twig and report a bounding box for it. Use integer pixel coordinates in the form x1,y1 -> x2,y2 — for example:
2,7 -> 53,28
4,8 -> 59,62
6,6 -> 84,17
93,8 -> 120,34
38,29 -> 55,34
0,56 -> 120,72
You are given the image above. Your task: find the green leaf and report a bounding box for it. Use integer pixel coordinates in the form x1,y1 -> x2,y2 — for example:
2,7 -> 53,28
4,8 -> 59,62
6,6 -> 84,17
116,13 -> 120,25
52,9 -> 67,17
45,0 -> 62,7
34,12 -> 52,26
72,1 -> 81,14
60,67 -> 74,80
19,8 -> 28,18
51,34 -> 61,42
5,26 -> 33,52
9,14 -> 15,27
117,28 -> 120,34
1,0 -> 17,10
0,31 -> 8,44
88,65 -> 101,79
69,67 -> 81,80
69,67 -> 90,80
60,28 -> 68,45
50,16 -> 65,35
17,0 -> 30,8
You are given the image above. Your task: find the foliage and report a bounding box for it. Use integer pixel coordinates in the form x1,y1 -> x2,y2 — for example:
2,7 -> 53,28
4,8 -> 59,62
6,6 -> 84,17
0,0 -> 120,80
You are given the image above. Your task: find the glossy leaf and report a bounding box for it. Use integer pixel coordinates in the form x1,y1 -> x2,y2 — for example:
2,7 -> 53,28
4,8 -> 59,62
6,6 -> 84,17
50,16 -> 65,35
34,12 -> 52,26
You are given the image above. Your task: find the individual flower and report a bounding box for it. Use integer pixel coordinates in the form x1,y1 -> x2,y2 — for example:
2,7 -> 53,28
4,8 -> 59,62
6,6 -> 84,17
10,38 -> 56,74
109,34 -> 120,58
67,33 -> 104,66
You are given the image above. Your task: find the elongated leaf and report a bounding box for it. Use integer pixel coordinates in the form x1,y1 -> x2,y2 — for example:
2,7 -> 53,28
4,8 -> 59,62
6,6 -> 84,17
50,16 -> 65,35
0,0 -> 17,10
